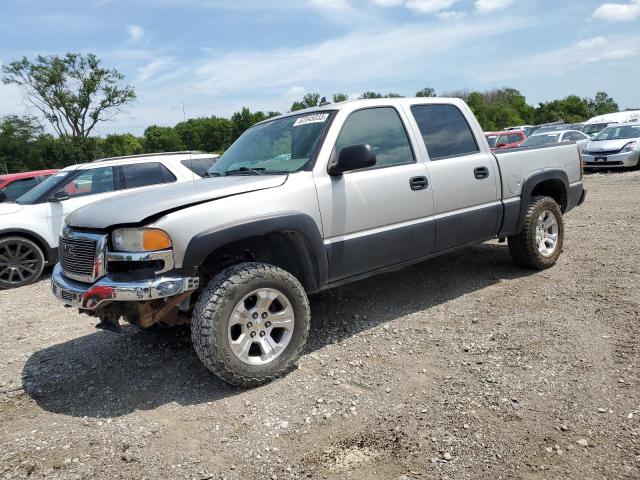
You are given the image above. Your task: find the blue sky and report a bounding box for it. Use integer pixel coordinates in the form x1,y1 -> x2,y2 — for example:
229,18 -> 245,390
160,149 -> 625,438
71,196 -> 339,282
1,0 -> 639,135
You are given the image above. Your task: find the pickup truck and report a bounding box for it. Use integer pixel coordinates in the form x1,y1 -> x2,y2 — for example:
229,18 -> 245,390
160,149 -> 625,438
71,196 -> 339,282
51,98 -> 586,387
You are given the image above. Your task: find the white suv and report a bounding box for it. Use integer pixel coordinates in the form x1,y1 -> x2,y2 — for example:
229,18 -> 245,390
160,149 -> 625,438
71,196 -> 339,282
0,151 -> 217,288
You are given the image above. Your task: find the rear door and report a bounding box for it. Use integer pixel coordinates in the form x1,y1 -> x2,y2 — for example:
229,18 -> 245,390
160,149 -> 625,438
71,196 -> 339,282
407,103 -> 501,251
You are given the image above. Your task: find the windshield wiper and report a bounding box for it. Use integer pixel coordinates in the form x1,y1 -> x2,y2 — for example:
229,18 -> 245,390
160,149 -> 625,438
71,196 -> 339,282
225,167 -> 267,176
204,171 -> 224,177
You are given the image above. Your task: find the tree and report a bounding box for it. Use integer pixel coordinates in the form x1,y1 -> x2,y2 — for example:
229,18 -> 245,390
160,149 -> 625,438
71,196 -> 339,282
291,93 -> 322,111
230,108 -> 279,144
143,126 -> 186,152
174,116 -> 233,153
332,93 -> 349,103
0,115 -> 45,172
588,91 -> 618,117
415,87 -> 436,97
385,92 -> 404,98
100,133 -> 144,158
359,91 -> 383,99
2,53 -> 136,138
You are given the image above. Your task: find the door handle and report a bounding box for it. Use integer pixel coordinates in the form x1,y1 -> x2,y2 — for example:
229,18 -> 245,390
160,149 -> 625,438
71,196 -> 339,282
474,167 -> 489,179
409,176 -> 428,190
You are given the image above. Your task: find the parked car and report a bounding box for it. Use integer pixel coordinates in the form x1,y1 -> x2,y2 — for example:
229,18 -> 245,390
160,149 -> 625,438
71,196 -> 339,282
504,125 -> 535,137
581,111 -> 640,138
485,130 -> 526,151
51,98 -> 585,387
520,129 -> 590,150
0,169 -> 58,202
0,151 -> 217,289
582,123 -> 640,170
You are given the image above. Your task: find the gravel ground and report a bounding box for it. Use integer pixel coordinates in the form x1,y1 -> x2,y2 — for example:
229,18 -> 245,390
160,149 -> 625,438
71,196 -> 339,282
1,171 -> 639,480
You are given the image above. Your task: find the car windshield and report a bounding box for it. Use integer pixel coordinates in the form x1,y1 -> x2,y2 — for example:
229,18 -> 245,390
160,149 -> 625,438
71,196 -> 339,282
582,123 -> 610,135
485,135 -> 498,147
593,125 -> 640,141
521,134 -> 561,147
16,170 -> 74,205
208,112 -> 334,176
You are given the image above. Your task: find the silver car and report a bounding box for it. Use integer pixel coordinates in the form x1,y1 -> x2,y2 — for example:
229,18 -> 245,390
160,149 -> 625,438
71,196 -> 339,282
582,123 -> 640,170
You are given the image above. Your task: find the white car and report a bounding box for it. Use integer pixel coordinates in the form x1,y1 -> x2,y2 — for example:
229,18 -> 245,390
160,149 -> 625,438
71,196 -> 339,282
582,123 -> 640,170
520,129 -> 590,150
0,151 -> 217,288
581,110 -> 640,138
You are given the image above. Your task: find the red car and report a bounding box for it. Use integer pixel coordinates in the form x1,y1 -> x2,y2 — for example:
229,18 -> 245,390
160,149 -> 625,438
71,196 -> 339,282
0,169 -> 58,202
485,130 -> 527,151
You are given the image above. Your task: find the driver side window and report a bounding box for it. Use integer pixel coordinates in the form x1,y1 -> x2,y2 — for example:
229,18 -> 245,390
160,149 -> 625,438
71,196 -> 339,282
57,167 -> 115,199
334,107 -> 414,170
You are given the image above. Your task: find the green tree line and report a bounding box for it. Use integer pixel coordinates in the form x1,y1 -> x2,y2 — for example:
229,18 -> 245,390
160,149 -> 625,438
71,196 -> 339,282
0,87 -> 620,173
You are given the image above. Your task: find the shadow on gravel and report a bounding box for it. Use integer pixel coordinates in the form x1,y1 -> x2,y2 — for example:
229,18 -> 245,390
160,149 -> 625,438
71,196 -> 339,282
22,242 -> 533,418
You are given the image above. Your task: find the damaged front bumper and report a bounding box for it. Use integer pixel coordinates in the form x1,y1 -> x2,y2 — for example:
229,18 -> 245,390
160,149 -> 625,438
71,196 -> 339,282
51,263 -> 200,310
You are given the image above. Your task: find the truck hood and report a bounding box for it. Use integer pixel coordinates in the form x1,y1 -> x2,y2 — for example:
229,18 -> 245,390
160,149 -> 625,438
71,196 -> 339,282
586,139 -> 635,152
66,175 -> 288,229
0,202 -> 23,216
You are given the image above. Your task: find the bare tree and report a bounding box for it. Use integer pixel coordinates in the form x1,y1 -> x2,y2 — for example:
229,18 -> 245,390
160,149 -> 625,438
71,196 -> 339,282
2,53 -> 135,138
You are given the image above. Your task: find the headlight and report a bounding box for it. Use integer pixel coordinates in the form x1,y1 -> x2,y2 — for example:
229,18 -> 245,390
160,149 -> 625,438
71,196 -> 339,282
112,228 -> 172,252
621,141 -> 637,153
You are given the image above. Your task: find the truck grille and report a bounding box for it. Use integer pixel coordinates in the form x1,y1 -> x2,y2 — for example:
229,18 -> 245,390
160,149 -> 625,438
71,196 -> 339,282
59,236 -> 97,279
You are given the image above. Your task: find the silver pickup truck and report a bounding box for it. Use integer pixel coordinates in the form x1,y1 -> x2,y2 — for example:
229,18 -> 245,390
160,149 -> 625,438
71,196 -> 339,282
52,98 -> 586,387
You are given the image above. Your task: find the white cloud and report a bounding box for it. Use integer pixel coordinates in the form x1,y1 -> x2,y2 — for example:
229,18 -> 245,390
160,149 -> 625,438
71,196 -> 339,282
370,0 -> 457,14
308,0 -> 351,11
284,86 -> 307,102
136,57 -> 175,82
592,1 -> 640,22
437,10 -> 467,19
583,48 -> 636,63
127,25 -> 144,42
475,0 -> 514,13
575,36 -> 607,49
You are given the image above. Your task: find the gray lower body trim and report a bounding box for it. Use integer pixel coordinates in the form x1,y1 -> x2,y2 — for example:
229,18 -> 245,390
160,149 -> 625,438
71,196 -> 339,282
433,202 -> 501,251
498,197 -> 521,237
325,217 -> 435,281
567,181 -> 585,213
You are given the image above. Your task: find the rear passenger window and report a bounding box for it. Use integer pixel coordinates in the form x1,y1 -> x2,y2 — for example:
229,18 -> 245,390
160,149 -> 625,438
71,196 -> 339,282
121,162 -> 177,189
509,134 -> 523,143
411,104 -> 479,160
334,107 -> 414,169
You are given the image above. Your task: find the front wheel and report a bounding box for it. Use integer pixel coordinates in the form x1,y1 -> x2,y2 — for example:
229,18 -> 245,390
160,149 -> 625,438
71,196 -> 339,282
191,262 -> 310,387
0,236 -> 46,289
508,196 -> 564,270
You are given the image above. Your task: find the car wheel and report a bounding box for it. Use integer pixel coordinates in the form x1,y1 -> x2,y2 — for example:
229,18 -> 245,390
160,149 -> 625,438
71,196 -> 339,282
0,236 -> 46,289
508,196 -> 564,270
191,262 -> 310,387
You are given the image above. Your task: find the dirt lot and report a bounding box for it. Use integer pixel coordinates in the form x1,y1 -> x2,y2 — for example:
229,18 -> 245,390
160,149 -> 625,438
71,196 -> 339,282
1,171 -> 639,480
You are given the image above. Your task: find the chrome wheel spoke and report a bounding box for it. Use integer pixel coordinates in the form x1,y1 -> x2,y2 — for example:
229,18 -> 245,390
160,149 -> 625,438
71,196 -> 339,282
230,333 -> 253,361
269,308 -> 294,328
255,289 -> 278,312
536,210 -> 559,257
259,336 -> 282,361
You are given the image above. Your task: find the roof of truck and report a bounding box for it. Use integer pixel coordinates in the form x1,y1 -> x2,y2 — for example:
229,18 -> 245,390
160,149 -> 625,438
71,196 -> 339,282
256,97 -> 470,125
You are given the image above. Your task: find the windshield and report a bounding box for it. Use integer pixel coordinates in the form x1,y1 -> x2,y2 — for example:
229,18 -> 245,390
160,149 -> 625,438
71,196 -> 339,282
16,170 -> 74,205
582,123 -> 611,135
485,135 -> 497,147
521,134 -> 561,147
593,125 -> 640,141
208,112 -> 334,176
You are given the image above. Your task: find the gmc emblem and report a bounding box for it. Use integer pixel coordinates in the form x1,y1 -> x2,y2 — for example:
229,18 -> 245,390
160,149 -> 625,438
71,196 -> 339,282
61,243 -> 76,257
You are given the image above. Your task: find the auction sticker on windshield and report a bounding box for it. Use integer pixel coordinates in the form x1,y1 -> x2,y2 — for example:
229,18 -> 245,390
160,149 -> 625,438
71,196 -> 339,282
294,113 -> 329,127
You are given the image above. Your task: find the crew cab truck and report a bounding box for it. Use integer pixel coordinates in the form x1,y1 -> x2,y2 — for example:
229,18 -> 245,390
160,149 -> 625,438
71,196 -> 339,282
51,98 -> 586,387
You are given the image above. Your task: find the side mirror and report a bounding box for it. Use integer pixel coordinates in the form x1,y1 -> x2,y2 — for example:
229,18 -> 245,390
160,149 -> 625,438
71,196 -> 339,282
0,191 -> 6,203
328,144 -> 376,176
49,190 -> 70,202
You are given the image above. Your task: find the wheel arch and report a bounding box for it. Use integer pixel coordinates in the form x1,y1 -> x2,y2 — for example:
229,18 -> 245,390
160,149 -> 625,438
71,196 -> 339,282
181,214 -> 328,293
513,170 -> 569,234
0,228 -> 56,263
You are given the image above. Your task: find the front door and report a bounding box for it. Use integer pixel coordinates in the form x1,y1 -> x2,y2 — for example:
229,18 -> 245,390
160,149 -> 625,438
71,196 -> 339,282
314,106 -> 435,281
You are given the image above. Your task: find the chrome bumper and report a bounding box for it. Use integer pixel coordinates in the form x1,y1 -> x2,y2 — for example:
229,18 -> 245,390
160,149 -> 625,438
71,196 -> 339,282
51,264 -> 199,310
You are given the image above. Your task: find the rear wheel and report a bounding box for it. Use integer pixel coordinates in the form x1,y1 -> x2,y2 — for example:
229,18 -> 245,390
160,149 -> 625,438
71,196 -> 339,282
0,236 -> 45,289
191,262 -> 310,387
508,196 -> 564,270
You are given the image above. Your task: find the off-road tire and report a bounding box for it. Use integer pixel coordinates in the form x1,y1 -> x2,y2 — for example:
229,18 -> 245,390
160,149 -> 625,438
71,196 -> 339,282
0,236 -> 46,289
191,262 -> 310,387
508,196 -> 564,270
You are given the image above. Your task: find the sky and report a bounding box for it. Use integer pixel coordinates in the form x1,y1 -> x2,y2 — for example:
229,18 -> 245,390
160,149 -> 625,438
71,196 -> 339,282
1,0 -> 639,135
